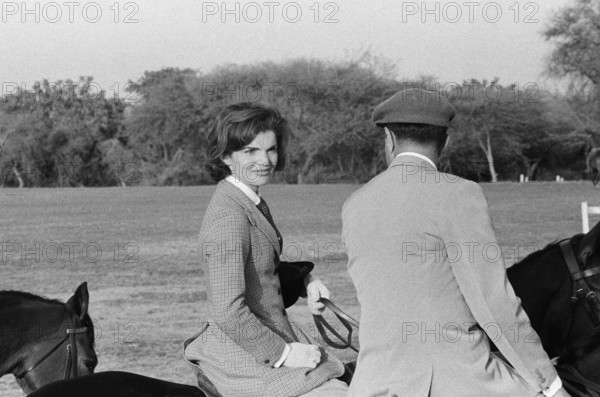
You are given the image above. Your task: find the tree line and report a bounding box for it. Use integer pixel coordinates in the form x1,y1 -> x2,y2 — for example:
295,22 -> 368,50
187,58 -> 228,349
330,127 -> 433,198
0,0 -> 598,187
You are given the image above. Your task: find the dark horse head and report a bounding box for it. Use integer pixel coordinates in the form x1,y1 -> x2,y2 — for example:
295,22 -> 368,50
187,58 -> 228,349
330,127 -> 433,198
508,220 -> 600,387
0,282 -> 98,394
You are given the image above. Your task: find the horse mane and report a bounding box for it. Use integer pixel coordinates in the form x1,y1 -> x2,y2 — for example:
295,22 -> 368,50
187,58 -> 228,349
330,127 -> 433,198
0,290 -> 63,310
512,234 -> 586,270
0,289 -> 96,346
511,247 -> 550,269
509,241 -> 559,272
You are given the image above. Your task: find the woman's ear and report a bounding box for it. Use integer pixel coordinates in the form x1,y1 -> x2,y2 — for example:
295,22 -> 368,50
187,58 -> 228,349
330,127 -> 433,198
221,154 -> 232,167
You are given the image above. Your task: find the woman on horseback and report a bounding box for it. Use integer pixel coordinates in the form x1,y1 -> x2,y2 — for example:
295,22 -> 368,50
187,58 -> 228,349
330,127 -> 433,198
183,102 -> 347,397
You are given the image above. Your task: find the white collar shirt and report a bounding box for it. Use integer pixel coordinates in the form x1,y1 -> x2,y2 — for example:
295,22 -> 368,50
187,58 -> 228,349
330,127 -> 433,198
395,152 -> 437,171
225,175 -> 261,205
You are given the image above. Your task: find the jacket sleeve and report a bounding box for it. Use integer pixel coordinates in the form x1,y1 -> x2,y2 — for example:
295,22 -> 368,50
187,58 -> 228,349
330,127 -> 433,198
200,209 -> 287,366
443,180 -> 558,392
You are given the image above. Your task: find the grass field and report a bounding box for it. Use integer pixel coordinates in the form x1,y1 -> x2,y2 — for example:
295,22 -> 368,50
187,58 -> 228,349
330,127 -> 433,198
1,182 -> 599,395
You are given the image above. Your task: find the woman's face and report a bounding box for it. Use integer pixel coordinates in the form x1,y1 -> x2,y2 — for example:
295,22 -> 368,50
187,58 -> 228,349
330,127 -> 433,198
223,130 -> 278,192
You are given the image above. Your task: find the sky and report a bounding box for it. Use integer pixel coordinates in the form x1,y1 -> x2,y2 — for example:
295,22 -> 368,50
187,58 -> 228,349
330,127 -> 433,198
0,0 -> 574,100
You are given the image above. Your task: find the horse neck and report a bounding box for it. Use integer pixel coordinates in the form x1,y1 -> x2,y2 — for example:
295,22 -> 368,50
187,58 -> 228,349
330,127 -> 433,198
0,301 -> 66,376
507,244 -> 571,329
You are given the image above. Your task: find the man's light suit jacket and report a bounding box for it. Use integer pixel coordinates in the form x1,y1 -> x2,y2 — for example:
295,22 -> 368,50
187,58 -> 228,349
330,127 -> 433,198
342,155 -> 557,397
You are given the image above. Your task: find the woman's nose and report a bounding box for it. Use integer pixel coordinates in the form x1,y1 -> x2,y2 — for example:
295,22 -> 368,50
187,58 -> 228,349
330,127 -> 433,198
257,151 -> 270,166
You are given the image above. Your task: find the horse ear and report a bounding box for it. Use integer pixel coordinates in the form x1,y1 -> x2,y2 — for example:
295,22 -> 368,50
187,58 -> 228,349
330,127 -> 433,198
66,282 -> 89,320
578,220 -> 600,264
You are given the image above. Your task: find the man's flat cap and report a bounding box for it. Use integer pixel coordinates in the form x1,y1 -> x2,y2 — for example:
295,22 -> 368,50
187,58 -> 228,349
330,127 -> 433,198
372,89 -> 456,127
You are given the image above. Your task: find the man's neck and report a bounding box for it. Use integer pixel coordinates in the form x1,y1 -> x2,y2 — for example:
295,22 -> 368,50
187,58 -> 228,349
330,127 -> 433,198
393,146 -> 439,164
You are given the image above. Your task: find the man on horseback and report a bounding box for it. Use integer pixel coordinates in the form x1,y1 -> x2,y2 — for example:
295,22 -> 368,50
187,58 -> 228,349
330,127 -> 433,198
342,88 -> 570,397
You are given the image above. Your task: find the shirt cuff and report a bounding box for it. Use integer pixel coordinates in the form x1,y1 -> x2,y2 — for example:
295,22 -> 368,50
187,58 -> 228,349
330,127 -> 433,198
542,376 -> 562,397
273,343 -> 291,368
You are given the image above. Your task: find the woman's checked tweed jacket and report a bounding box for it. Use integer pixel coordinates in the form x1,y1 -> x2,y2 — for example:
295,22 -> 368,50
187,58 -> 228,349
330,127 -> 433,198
183,180 -> 344,397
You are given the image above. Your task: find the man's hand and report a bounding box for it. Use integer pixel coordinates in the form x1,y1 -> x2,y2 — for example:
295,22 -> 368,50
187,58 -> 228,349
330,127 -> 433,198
282,343 -> 322,368
304,274 -> 330,315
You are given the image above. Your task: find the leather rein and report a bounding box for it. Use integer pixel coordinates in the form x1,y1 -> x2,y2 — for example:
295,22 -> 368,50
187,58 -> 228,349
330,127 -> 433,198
313,239 -> 600,396
313,298 -> 359,352
14,311 -> 88,381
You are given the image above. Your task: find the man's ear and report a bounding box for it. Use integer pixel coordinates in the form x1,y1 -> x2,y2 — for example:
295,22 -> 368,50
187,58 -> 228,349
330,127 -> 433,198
438,134 -> 450,156
384,127 -> 395,154
443,134 -> 450,149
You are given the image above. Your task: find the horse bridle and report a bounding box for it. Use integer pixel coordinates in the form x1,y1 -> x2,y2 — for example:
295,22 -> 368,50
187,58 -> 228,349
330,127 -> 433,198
559,239 -> 600,325
14,310 -> 88,381
542,239 -> 600,396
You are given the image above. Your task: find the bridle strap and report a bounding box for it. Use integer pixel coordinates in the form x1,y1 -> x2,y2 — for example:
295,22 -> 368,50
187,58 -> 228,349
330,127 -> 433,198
64,344 -> 73,380
560,240 -> 581,279
65,326 -> 86,379
14,326 -> 88,380
573,266 -> 600,281
14,333 -> 69,379
559,240 -> 600,324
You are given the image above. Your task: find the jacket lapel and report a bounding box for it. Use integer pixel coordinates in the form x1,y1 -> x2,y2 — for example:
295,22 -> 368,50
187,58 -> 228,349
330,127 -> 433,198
220,180 -> 282,256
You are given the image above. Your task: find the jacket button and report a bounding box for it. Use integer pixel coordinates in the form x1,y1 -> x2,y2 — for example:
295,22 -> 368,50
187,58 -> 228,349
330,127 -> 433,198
264,359 -> 270,364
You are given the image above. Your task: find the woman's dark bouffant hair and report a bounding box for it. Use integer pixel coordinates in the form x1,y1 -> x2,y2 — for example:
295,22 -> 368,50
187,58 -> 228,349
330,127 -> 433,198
205,102 -> 291,182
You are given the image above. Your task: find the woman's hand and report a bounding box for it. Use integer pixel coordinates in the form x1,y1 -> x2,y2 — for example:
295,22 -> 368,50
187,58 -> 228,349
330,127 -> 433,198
282,343 -> 322,368
304,274 -> 331,315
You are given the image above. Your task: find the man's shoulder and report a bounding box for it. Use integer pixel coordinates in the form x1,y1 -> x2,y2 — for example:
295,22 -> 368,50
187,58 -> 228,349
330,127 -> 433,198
351,168 -> 477,195
342,171 -> 483,214
430,173 -> 485,204
342,171 -> 390,214
446,176 -> 484,197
